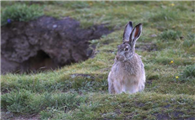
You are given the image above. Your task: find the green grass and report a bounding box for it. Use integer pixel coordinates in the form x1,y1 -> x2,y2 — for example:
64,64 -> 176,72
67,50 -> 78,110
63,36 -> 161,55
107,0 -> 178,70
2,90 -> 87,114
159,30 -> 181,41
1,4 -> 43,26
179,65 -> 195,81
1,1 -> 195,120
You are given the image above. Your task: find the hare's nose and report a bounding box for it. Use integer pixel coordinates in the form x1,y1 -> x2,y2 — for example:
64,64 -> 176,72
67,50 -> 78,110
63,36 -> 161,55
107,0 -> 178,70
116,55 -> 120,60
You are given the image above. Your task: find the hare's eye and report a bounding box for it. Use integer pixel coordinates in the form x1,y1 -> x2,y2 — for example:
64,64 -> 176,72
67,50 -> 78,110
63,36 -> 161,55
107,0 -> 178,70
124,46 -> 129,51
124,48 -> 128,51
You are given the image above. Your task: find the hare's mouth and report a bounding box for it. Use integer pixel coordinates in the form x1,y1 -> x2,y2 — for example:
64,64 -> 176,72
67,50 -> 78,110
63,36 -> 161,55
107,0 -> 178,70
117,53 -> 134,62
116,55 -> 126,61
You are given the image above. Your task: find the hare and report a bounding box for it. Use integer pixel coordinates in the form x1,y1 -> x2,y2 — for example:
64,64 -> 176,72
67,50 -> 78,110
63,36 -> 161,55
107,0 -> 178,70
108,21 -> 145,94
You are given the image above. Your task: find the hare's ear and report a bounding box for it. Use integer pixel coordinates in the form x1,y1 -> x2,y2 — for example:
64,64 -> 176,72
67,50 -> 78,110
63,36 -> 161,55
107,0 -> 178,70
123,21 -> 133,42
129,23 -> 142,46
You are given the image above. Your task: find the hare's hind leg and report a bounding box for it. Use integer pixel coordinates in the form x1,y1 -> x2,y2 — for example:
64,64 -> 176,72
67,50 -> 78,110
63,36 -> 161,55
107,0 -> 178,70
108,73 -> 116,94
108,78 -> 115,94
108,82 -> 115,94
138,72 -> 146,92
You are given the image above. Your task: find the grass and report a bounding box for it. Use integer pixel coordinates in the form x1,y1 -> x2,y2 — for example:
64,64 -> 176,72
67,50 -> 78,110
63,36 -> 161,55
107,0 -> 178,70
2,90 -> 87,114
159,30 -> 181,41
179,65 -> 195,81
1,4 -> 43,26
1,1 -> 195,120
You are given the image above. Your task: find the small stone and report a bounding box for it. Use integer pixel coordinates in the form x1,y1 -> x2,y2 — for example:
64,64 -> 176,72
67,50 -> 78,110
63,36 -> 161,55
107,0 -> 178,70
6,111 -> 11,114
71,74 -> 76,78
53,24 -> 57,28
151,34 -> 157,37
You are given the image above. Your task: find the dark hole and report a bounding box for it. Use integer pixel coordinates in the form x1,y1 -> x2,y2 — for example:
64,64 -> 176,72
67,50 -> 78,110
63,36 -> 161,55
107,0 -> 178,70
36,50 -> 50,60
20,50 -> 57,73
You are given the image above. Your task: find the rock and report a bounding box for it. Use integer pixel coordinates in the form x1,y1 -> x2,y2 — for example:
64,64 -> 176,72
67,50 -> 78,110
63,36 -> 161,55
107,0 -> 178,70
151,34 -> 157,37
1,16 -> 112,74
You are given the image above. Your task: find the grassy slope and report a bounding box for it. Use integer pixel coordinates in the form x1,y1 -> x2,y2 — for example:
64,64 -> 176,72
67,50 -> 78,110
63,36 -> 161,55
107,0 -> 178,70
1,1 -> 195,120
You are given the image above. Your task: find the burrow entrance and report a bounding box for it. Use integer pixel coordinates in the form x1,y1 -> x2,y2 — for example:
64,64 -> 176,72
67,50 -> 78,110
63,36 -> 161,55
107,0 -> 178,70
21,50 -> 57,73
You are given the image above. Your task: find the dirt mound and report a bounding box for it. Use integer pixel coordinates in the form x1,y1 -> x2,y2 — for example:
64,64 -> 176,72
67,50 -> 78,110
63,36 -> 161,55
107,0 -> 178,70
1,16 -> 112,74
